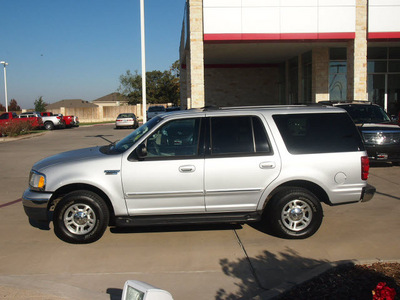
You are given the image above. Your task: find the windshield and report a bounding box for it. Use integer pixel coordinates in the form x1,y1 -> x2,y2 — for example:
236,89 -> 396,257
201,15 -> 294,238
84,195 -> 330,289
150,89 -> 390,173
340,105 -> 392,124
149,106 -> 165,112
107,116 -> 162,153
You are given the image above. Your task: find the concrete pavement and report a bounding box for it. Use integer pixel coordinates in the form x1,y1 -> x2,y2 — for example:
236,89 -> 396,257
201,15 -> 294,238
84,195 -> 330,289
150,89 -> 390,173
0,125 -> 399,299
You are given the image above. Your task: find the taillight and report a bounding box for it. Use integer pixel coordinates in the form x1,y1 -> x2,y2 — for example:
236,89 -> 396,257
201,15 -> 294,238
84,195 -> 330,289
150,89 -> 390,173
361,156 -> 370,180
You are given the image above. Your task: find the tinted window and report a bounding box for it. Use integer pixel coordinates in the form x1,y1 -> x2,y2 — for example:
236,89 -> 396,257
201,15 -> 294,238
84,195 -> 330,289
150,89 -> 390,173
273,113 -> 364,154
210,116 -> 271,155
339,105 -> 391,124
146,118 -> 201,158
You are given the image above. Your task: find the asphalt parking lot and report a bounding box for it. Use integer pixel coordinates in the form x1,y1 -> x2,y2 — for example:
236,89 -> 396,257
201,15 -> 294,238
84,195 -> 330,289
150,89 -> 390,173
0,124 -> 399,299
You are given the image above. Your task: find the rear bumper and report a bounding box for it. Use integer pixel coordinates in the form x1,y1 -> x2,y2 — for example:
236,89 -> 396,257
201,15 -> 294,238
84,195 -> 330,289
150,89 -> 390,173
360,184 -> 376,202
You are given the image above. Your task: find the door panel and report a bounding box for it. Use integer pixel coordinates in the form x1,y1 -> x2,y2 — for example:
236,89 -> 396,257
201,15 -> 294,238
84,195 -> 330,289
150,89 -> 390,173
122,117 -> 205,215
122,159 -> 205,215
205,156 -> 280,212
204,116 -> 281,212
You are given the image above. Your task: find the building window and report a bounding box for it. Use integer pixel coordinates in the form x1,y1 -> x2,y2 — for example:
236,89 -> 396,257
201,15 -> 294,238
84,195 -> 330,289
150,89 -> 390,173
302,52 -> 312,103
329,48 -> 347,101
288,57 -> 298,103
368,47 -> 400,115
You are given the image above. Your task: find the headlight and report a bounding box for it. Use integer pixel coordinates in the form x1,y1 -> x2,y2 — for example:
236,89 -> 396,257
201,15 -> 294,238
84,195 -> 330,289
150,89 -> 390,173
29,170 -> 46,191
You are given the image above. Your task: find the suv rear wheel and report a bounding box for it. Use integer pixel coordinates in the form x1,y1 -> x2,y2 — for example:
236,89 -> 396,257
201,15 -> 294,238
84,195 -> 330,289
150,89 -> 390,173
266,188 -> 323,239
53,190 -> 109,244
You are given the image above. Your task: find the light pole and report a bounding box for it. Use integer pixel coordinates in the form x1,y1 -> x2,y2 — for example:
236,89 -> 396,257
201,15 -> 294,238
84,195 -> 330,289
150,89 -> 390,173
140,0 -> 147,124
0,61 -> 8,112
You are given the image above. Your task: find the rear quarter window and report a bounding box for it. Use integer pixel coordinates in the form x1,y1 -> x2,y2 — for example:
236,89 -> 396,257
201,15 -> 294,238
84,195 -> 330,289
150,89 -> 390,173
273,113 -> 365,154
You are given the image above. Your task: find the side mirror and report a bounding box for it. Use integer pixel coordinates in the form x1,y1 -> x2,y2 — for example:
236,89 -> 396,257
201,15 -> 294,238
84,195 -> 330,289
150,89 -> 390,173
136,143 -> 147,159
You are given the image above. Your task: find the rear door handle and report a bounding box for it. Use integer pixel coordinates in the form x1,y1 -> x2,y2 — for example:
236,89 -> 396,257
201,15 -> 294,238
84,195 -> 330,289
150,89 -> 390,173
259,161 -> 276,169
179,165 -> 196,173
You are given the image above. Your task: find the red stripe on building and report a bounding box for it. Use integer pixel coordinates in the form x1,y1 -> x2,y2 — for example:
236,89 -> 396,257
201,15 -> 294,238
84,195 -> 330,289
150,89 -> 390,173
204,32 -> 355,43
368,32 -> 400,40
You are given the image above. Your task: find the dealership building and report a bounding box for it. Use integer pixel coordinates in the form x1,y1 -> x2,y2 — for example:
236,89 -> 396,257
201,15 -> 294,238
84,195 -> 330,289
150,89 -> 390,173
179,0 -> 400,116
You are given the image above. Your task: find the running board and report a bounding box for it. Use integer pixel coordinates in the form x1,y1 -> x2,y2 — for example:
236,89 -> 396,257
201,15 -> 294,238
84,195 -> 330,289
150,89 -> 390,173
115,212 -> 261,227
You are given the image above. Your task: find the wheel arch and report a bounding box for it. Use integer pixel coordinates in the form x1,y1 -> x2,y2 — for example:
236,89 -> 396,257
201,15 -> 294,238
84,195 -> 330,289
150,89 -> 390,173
48,183 -> 116,225
262,180 -> 331,210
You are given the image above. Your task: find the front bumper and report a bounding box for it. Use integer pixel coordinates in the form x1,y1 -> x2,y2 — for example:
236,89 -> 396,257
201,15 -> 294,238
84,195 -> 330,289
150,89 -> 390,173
365,144 -> 400,162
22,189 -> 52,222
360,184 -> 376,202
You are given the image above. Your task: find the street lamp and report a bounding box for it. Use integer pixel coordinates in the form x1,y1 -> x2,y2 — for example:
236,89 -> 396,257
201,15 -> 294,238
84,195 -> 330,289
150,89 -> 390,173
140,0 -> 147,124
0,61 -> 8,112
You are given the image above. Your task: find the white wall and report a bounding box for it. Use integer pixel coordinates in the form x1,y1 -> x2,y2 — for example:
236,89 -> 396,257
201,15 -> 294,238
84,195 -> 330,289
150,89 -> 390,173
369,0 -> 400,34
203,0 -> 356,38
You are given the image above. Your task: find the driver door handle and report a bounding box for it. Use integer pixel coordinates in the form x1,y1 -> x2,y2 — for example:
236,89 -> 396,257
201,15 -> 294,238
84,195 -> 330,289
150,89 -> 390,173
179,165 -> 196,173
259,161 -> 276,169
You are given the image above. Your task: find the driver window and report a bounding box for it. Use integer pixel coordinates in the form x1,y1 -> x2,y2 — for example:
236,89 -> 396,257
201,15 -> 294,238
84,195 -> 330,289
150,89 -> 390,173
146,118 -> 201,158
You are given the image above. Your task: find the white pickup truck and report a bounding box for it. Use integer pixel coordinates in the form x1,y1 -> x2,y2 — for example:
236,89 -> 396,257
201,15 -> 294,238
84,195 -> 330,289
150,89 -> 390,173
39,112 -> 66,130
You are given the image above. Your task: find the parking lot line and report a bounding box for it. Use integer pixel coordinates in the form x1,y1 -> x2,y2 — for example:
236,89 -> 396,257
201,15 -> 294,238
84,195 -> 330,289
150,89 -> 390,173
0,198 -> 22,209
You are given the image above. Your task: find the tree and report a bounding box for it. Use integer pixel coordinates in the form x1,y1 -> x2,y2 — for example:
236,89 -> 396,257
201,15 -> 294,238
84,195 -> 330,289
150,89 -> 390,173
0,104 -> 5,112
118,61 -> 180,106
34,96 -> 47,112
9,99 -> 21,111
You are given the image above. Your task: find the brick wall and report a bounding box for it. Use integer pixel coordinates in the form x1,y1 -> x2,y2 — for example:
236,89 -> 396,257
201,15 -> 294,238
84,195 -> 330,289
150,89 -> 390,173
312,48 -> 329,102
204,67 -> 280,107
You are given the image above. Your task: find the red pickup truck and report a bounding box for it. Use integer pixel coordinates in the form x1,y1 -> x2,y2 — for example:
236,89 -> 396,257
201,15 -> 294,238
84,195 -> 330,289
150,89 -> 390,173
0,112 -> 43,135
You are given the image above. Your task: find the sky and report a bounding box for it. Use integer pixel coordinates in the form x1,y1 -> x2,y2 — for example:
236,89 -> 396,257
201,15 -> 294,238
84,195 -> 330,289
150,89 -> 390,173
0,0 -> 186,109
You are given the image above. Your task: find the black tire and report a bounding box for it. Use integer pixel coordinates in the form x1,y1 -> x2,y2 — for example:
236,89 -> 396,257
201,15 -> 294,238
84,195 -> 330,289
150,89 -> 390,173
53,190 -> 109,244
44,122 -> 54,130
265,188 -> 323,239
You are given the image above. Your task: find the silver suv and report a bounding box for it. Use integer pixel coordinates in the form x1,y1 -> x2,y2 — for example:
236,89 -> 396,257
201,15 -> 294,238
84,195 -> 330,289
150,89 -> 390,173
23,106 -> 375,243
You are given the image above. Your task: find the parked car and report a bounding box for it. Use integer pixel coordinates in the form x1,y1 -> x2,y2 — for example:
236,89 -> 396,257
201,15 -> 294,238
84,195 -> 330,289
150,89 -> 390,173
0,112 -> 43,131
146,106 -> 166,120
40,112 -> 78,129
115,113 -> 139,129
335,103 -> 400,164
22,105 -> 375,244
63,115 -> 79,128
38,112 -> 66,130
166,106 -> 181,113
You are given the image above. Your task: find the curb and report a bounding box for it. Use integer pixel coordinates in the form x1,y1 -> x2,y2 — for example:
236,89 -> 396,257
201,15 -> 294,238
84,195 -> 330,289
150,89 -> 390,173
258,258 -> 400,299
0,132 -> 48,143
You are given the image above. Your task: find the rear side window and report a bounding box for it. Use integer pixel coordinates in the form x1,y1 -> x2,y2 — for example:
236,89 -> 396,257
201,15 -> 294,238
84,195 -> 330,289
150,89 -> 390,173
210,116 -> 272,155
273,113 -> 364,154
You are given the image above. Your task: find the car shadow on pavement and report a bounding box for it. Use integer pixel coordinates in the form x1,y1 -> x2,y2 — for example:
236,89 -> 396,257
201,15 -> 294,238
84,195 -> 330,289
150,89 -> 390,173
370,162 -> 398,168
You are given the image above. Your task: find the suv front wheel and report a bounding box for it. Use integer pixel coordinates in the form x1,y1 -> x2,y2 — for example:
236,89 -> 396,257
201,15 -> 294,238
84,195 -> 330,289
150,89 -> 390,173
53,190 -> 109,244
266,188 -> 323,239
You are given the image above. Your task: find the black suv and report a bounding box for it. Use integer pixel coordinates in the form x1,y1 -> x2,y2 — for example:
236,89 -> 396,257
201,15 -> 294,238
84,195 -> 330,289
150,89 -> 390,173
336,103 -> 400,164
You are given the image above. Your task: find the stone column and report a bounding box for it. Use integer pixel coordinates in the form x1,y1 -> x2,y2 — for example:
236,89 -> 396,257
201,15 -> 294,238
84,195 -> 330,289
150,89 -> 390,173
352,0 -> 368,101
312,47 -> 330,102
188,0 -> 205,109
